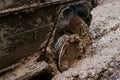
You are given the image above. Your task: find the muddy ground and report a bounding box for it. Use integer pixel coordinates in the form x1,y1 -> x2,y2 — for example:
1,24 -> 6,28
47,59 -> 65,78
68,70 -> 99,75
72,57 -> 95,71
0,0 -> 120,80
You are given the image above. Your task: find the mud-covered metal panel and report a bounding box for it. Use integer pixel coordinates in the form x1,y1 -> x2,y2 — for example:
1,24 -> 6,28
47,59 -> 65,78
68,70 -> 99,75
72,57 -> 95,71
0,5 -> 59,69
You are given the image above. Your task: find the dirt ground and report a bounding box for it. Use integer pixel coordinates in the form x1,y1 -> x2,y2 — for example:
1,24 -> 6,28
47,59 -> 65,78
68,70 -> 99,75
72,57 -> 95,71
0,0 -> 120,80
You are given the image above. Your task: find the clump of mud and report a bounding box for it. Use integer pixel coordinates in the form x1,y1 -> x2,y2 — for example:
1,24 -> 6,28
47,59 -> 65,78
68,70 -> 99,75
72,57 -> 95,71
54,16 -> 93,72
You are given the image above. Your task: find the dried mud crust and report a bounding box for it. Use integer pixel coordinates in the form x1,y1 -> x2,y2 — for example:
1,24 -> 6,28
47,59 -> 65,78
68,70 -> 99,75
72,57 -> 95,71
66,16 -> 93,56
95,58 -> 120,80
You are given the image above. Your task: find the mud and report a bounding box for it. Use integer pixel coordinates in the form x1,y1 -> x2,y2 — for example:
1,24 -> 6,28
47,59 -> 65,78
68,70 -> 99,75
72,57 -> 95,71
96,59 -> 120,80
54,14 -> 93,72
